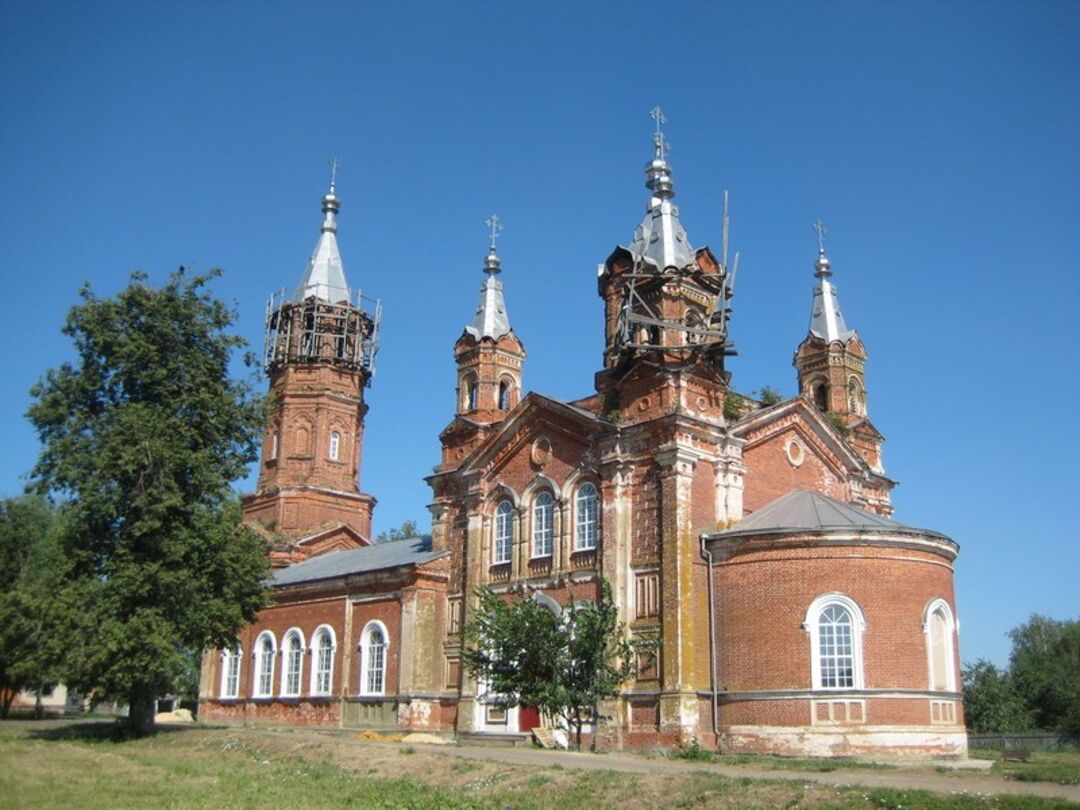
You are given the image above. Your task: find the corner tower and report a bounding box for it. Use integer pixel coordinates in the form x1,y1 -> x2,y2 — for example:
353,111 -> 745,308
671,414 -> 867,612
793,222 -> 884,473
243,164 -> 382,557
437,216 -> 525,471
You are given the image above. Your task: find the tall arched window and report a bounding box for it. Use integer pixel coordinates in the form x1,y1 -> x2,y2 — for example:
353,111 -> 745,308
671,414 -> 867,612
220,644 -> 241,699
253,632 -> 276,698
281,629 -> 304,697
329,431 -> 341,461
310,625 -> 336,696
813,382 -> 828,412
360,621 -> 388,696
532,492 -> 553,557
575,483 -> 599,550
462,375 -> 478,411
269,430 -> 279,461
926,600 -> 957,691
806,594 -> 865,690
494,501 -> 513,564
498,380 -> 511,411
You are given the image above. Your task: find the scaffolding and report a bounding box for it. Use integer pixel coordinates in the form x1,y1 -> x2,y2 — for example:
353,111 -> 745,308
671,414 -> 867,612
613,193 -> 739,368
263,288 -> 381,383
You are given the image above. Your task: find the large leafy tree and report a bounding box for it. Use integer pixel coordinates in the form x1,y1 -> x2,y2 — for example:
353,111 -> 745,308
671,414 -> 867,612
1008,615 -> 1080,734
0,496 -> 69,718
961,659 -> 1030,733
462,579 -> 637,750
27,269 -> 269,733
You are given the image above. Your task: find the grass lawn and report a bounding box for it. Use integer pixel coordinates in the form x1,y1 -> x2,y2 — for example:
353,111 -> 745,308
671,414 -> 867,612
969,749 -> 1080,786
0,720 -> 1075,809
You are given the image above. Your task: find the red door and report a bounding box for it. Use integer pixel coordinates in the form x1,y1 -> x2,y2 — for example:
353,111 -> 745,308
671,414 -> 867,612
518,704 -> 540,731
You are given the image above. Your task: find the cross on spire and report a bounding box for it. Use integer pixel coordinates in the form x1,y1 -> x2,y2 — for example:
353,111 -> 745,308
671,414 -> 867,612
485,214 -> 503,252
813,219 -> 828,254
328,157 -> 341,193
650,106 -> 670,160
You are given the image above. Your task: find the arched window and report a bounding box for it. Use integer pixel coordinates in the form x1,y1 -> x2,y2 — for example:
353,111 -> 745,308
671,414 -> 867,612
269,430 -> 279,461
494,500 -> 513,564
329,431 -> 341,461
310,625 -> 336,696
281,629 -> 304,697
575,483 -> 599,551
220,644 -> 241,699
360,621 -> 389,696
462,375 -> 478,411
296,425 -> 311,455
926,600 -> 957,691
806,594 -> 865,690
847,377 -> 864,416
253,632 -> 276,698
684,307 -> 705,345
813,383 -> 828,412
498,380 -> 511,411
532,492 -> 554,557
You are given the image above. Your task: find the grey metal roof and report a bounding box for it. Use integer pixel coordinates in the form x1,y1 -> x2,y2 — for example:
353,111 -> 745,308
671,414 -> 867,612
465,249 -> 512,340
808,251 -> 855,342
622,156 -> 696,272
729,489 -> 902,535
294,184 -> 350,303
272,536 -> 443,587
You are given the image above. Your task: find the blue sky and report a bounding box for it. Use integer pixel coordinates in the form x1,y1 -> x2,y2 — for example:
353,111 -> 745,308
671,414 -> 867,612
1,1 -> 1076,667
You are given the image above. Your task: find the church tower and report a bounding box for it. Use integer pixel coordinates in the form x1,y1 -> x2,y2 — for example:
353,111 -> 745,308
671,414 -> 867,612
437,217 -> 525,470
596,108 -> 736,423
243,164 -> 382,556
793,224 -> 884,473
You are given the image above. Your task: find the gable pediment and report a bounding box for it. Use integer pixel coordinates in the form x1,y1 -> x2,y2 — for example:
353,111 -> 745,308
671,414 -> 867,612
455,393 -> 607,478
733,397 -> 867,476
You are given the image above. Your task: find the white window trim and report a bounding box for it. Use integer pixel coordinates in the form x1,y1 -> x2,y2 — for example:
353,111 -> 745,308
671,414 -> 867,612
252,631 -> 277,698
805,593 -> 866,690
493,501 -> 514,564
279,628 -> 305,697
359,620 -> 390,696
532,492 -> 554,558
574,482 -> 599,551
220,644 -> 242,699
328,430 -> 341,461
923,598 -> 957,692
309,624 -> 338,697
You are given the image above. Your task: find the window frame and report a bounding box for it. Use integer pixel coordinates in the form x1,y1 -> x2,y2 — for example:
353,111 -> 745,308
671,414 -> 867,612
220,643 -> 242,699
924,599 -> 957,692
805,594 -> 865,691
252,631 -> 277,698
328,430 -> 341,461
310,624 -> 337,697
574,482 -> 599,551
280,628 -> 305,697
359,620 -> 390,696
493,500 -> 514,564
532,492 -> 554,558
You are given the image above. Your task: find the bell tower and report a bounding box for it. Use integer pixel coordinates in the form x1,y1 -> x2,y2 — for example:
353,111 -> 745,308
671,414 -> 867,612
243,163 -> 382,549
793,222 -> 884,473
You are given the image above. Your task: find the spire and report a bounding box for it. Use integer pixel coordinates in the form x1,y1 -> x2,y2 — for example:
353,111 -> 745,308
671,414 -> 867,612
624,107 -> 695,271
465,215 -> 512,340
294,158 -> 350,302
808,220 -> 854,342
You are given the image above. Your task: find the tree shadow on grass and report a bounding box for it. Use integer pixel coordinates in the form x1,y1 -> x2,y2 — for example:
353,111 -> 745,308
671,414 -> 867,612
28,720 -> 190,743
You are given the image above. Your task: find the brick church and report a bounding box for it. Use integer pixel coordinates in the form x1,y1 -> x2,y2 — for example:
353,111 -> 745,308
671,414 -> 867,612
199,118 -> 966,758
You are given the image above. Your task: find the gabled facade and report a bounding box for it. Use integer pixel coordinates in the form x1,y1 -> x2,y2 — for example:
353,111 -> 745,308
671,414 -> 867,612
200,121 -> 964,758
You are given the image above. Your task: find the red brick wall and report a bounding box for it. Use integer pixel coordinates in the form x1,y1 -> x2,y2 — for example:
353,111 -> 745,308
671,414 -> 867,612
712,542 -> 959,697
742,428 -> 849,514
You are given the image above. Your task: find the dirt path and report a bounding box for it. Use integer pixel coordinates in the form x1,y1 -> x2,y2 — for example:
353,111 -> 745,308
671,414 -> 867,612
269,728 -> 1080,804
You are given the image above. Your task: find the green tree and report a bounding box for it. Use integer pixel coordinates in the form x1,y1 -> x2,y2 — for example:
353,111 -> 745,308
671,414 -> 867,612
757,386 -> 783,407
375,520 -> 421,543
27,269 -> 270,734
961,659 -> 1030,733
1008,614 -> 1080,733
0,496 -> 69,718
462,580 -> 637,750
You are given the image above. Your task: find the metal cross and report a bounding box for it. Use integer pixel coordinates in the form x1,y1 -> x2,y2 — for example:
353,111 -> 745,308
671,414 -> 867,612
813,219 -> 828,253
485,214 -> 503,251
328,157 -> 341,192
650,106 -> 670,160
